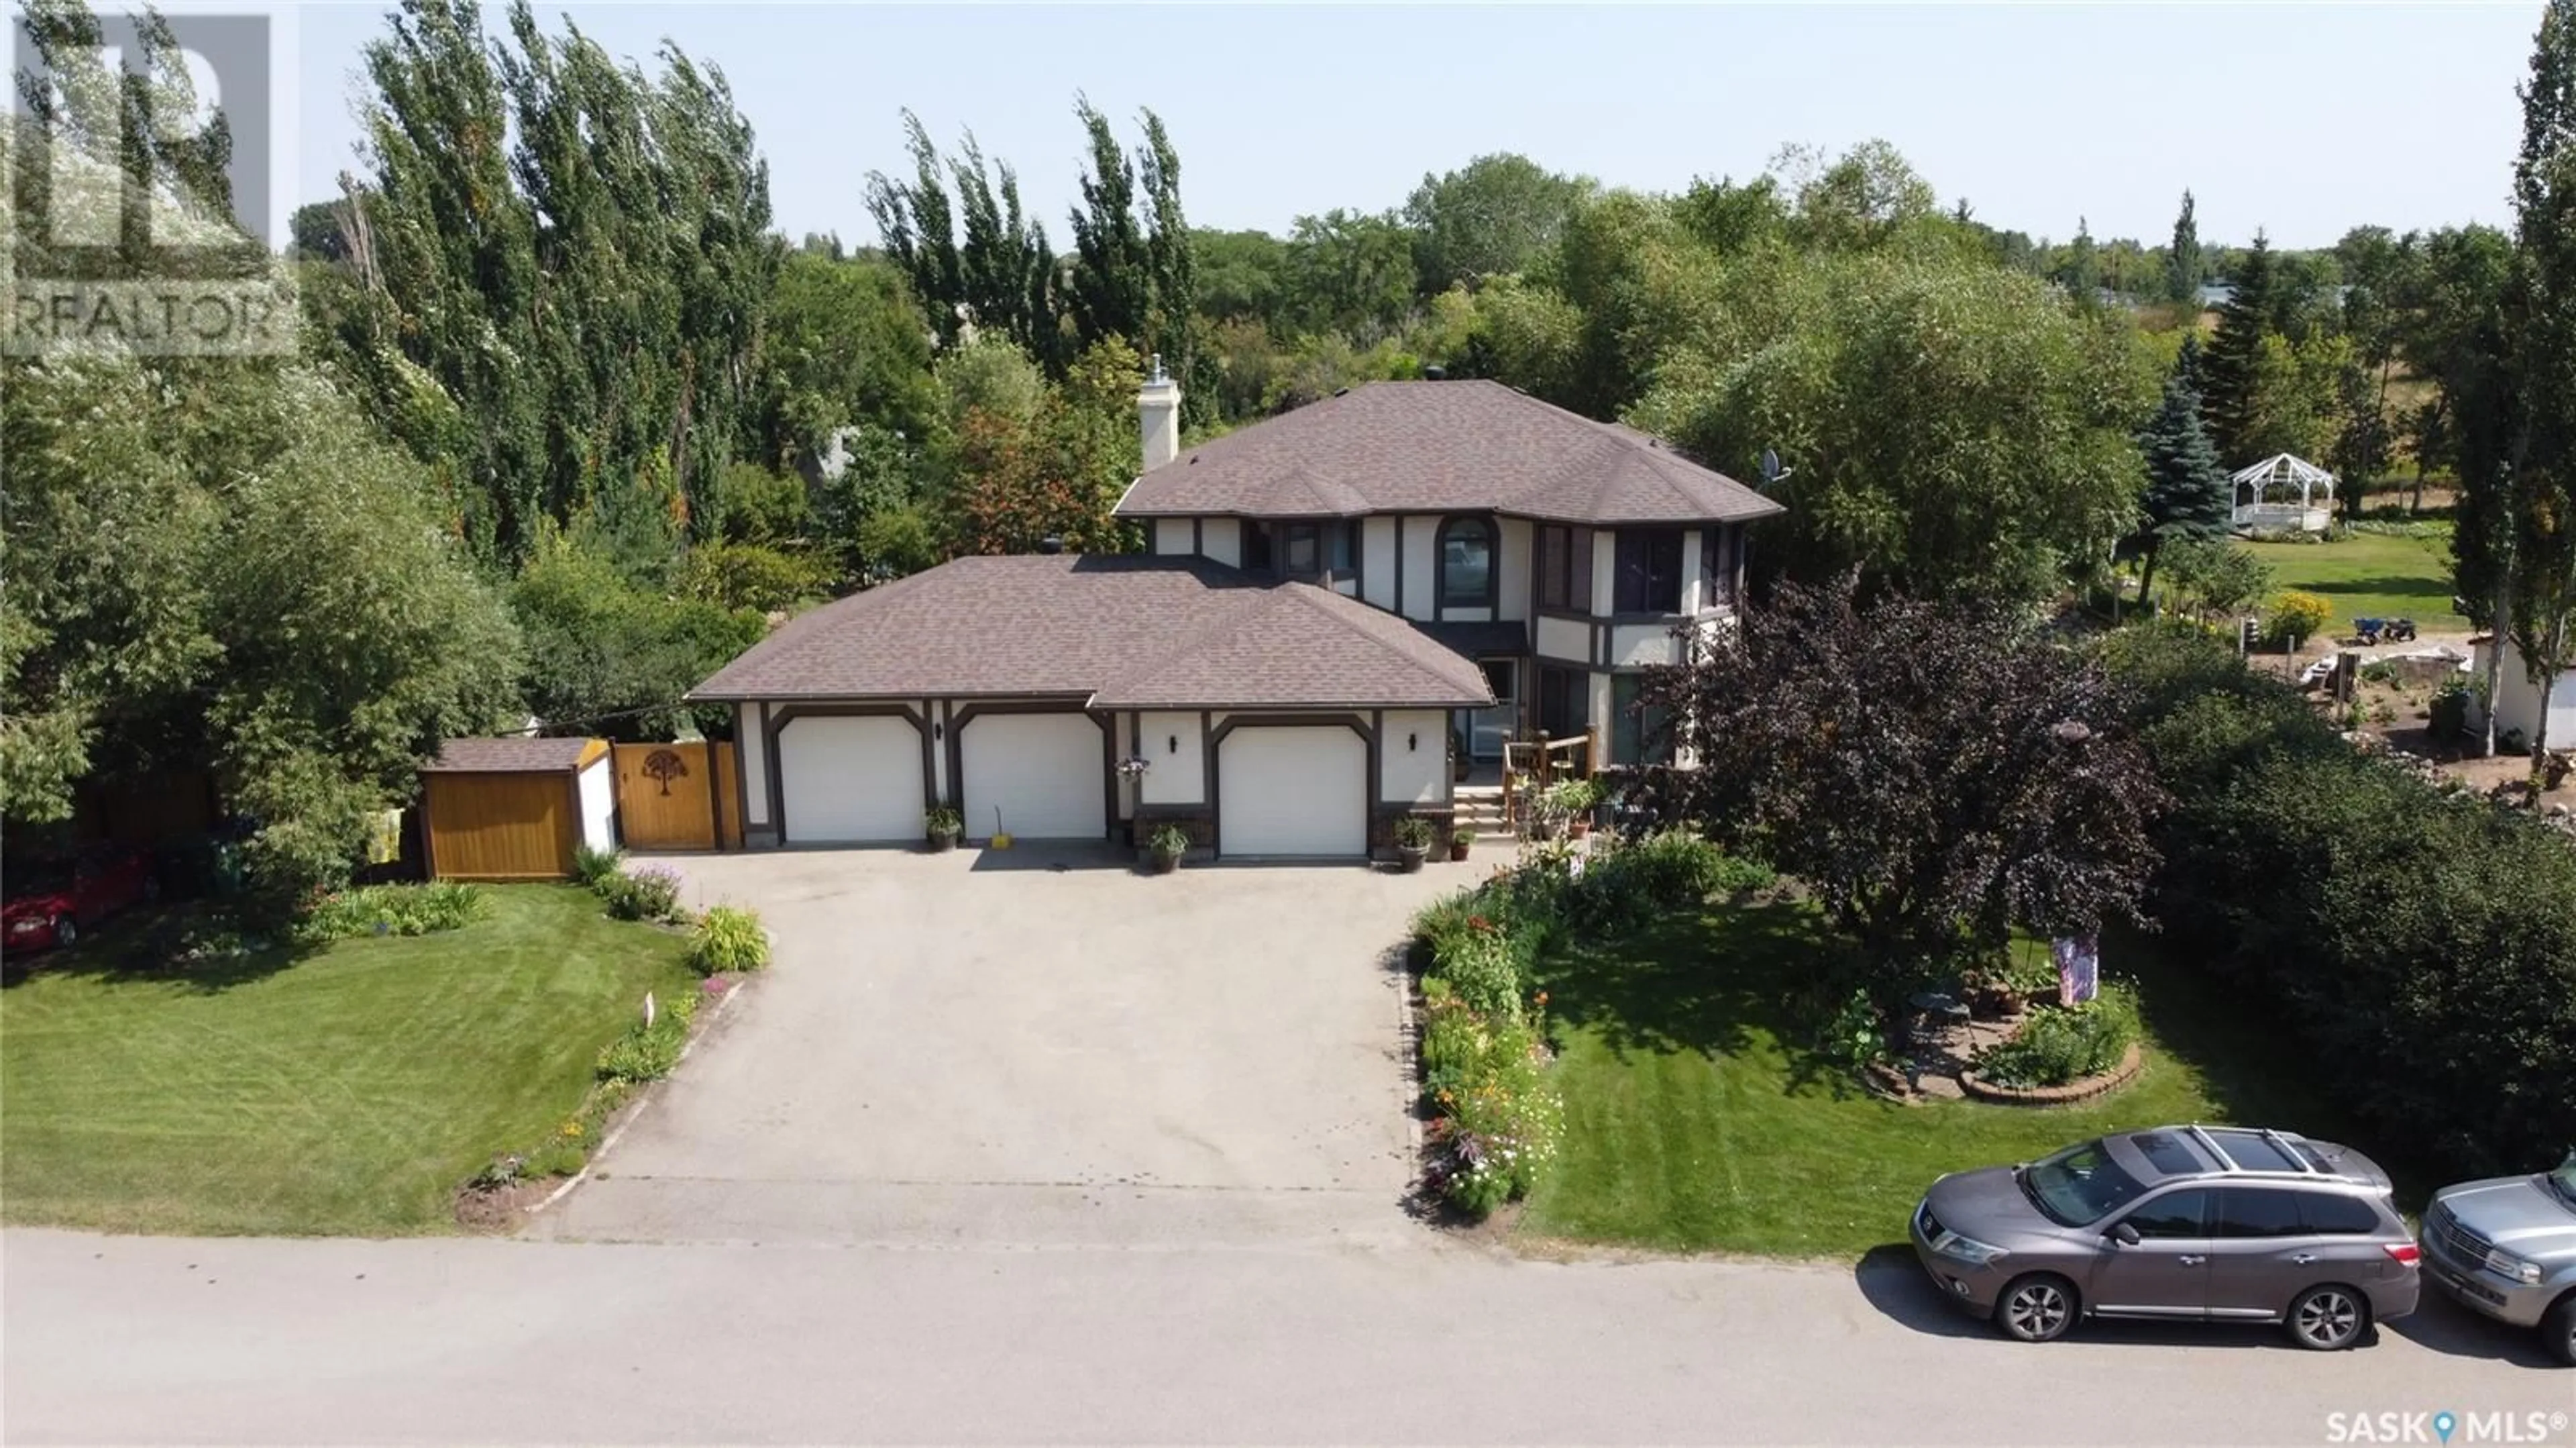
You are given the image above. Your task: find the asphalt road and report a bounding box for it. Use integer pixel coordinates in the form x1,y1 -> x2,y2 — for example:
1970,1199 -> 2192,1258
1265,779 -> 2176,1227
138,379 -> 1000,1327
6,1229 -> 2567,1445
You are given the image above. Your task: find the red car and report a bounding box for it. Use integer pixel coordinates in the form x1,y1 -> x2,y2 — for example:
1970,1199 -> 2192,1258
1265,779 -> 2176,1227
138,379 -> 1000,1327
3,846 -> 158,955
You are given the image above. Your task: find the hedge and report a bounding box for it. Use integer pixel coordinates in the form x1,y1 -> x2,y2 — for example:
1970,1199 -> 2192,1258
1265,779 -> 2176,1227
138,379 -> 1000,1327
2102,626 -> 2576,1180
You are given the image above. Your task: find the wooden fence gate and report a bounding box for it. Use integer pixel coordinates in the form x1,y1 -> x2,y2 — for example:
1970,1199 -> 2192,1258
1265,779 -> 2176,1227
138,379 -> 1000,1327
612,741 -> 742,851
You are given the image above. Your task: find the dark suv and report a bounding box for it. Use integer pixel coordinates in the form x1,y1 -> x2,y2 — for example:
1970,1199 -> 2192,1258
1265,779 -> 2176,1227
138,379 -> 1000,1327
1910,1125 -> 2420,1349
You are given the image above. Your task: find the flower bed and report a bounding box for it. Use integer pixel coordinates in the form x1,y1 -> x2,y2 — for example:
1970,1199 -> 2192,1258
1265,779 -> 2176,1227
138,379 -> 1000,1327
1961,1041 -> 2145,1105
1408,831 -> 1769,1219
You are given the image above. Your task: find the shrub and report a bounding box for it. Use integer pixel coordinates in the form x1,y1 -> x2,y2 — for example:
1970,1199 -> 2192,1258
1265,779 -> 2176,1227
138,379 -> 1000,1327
2104,626 -> 2576,1179
1972,982 -> 2140,1088
1817,987 -> 1889,1072
596,988 -> 698,1084
596,1016 -> 686,1084
1438,921 -> 1534,1021
2263,589 -> 2332,646
572,843 -> 625,890
599,866 -> 684,922
1562,831 -> 1768,934
296,881 -> 487,942
688,905 -> 769,974
2428,682 -> 2476,743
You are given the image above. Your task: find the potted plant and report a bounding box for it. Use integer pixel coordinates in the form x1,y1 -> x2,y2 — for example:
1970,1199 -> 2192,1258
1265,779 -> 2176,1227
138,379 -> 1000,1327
924,806 -> 963,852
1450,825 -> 1475,863
1146,823 -> 1190,874
1550,778 -> 1601,840
1392,816 -> 1436,873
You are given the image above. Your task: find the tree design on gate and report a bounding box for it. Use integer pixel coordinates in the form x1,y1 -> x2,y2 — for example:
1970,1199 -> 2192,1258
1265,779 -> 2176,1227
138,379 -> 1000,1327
641,747 -> 689,796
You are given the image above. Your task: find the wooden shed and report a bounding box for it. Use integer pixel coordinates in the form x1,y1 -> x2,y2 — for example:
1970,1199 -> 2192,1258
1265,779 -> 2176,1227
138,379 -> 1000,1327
420,737 -> 616,881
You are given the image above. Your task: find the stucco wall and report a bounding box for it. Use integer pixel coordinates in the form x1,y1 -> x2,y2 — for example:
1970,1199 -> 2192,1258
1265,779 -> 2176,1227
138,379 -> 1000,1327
1611,621 -> 1683,667
1138,709 -> 1205,805
1400,516 -> 1436,620
1536,615 -> 1591,664
1379,709 -> 1449,805
1361,517 -> 1397,610
1203,517 -> 1242,568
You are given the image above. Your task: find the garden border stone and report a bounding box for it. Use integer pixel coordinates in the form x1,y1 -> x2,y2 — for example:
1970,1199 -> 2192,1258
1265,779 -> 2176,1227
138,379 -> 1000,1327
1957,1040 -> 2143,1106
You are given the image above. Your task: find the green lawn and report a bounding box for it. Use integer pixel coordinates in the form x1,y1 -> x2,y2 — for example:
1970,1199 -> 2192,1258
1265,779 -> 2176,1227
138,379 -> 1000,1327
2240,526 -> 2465,631
0,886 -> 692,1235
1519,904 -> 2359,1259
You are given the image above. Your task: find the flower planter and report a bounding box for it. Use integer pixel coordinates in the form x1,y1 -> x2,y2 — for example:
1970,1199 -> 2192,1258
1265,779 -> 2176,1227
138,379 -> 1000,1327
1396,844 -> 1428,874
926,831 -> 959,854
1449,841 -> 1472,862
1148,850 -> 1181,875
1567,817 -> 1592,841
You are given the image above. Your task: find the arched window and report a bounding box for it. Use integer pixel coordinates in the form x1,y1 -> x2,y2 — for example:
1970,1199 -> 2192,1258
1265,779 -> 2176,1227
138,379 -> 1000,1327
1438,516 -> 1493,607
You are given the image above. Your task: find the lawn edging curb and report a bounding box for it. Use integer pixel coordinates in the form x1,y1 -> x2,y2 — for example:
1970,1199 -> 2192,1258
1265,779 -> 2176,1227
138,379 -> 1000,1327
526,968 -> 755,1218
1957,1040 -> 2144,1106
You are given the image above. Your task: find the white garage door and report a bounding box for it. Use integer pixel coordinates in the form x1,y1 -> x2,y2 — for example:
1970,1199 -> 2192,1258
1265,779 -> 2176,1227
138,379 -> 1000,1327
1220,726 -> 1367,858
960,713 -> 1104,841
777,714 -> 923,843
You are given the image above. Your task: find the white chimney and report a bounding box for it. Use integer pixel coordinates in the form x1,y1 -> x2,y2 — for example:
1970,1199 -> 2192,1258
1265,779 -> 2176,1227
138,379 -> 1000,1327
1138,353 -> 1181,474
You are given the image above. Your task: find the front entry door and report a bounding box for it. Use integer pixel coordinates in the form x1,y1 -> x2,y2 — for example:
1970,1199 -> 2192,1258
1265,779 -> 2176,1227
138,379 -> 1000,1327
2089,1187 -> 2215,1318
1470,660 -> 1517,760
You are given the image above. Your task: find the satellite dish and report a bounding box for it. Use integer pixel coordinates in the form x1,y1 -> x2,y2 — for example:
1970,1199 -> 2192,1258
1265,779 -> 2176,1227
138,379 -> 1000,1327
1759,448 -> 1793,491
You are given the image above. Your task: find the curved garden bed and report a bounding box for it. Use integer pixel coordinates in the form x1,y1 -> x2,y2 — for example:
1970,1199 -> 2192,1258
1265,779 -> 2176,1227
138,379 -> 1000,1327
1959,1040 -> 2144,1106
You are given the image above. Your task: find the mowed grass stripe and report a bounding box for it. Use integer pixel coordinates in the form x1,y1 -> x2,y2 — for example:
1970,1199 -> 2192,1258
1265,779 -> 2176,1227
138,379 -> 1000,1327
1,886 -> 692,1236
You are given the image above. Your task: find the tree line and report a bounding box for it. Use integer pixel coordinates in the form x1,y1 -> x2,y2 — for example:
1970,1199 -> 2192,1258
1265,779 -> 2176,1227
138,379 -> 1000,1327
9,0 -> 2573,915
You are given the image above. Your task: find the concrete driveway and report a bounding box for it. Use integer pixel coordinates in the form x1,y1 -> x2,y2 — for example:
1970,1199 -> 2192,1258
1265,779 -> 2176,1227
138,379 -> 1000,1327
539,845 -> 1471,1249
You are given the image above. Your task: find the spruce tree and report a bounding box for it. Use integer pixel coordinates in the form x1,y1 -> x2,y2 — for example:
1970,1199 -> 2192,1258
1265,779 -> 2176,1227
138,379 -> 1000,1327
2133,356 -> 2234,608
2200,231 -> 2278,462
2166,190 -> 2202,305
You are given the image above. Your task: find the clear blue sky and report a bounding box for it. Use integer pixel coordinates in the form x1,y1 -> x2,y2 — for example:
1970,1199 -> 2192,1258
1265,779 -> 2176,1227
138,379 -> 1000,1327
280,1 -> 2542,252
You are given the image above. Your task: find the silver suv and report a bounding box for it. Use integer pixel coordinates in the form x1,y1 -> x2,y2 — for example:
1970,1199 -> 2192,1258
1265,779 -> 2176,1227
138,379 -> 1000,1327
1911,1125 -> 2420,1349
2422,1149 -> 2576,1366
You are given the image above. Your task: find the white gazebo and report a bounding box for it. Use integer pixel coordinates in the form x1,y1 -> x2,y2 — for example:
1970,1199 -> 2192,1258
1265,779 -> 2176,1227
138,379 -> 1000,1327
2231,454 -> 2337,533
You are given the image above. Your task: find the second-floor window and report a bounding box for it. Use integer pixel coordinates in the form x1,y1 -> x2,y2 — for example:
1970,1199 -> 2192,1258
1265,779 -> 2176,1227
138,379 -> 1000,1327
1614,529 -> 1684,614
1439,516 -> 1494,607
1243,519 -> 1354,580
1284,521 -> 1355,579
1703,524 -> 1740,606
1538,524 -> 1595,611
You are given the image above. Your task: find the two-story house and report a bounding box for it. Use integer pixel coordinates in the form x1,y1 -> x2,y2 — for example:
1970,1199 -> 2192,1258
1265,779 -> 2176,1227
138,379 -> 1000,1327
688,370 -> 1778,860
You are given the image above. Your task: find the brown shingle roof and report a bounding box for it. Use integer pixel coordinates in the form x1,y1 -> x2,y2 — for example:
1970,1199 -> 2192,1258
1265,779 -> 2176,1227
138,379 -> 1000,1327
1115,379 -> 1784,525
690,555 -> 1493,709
425,736 -> 598,774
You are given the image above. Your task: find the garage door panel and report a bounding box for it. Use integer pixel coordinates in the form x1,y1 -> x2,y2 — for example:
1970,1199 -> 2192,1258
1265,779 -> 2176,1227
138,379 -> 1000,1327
960,713 -> 1105,841
1220,727 -> 1366,858
778,715 -> 923,843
